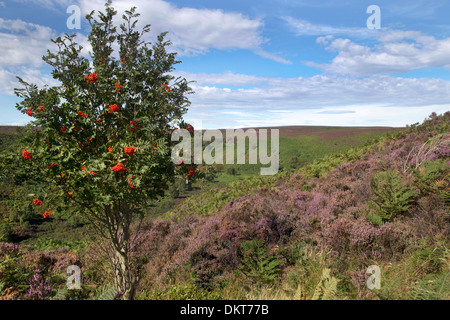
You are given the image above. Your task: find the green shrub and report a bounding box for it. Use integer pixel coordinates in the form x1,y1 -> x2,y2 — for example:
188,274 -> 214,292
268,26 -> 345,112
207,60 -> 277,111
289,155 -> 300,169
408,272 -> 450,300
89,284 -> 119,300
366,212 -> 384,227
226,167 -> 236,175
66,214 -> 89,229
32,238 -> 89,251
311,268 -> 339,300
138,283 -> 221,300
203,166 -> 217,182
51,283 -> 112,300
0,254 -> 32,293
412,238 -> 448,274
237,239 -> 282,285
369,170 -> 415,222
0,220 -> 13,242
441,191 -> 450,206
413,160 -> 449,196
168,178 -> 187,198
18,204 -> 35,226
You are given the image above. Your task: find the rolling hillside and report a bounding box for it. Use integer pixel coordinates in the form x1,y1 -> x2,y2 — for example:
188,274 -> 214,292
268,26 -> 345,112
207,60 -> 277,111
0,113 -> 448,300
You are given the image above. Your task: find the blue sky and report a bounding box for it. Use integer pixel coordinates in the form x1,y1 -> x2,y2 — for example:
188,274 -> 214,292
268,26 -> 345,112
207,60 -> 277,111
1,0 -> 450,129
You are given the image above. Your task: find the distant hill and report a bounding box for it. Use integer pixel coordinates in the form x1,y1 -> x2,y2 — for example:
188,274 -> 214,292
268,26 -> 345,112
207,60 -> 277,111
0,124 -> 401,137
210,125 -> 402,140
0,126 -> 22,135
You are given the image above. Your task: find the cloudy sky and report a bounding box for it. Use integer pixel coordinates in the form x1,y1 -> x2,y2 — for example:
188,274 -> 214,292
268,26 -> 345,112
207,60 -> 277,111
1,0 -> 450,128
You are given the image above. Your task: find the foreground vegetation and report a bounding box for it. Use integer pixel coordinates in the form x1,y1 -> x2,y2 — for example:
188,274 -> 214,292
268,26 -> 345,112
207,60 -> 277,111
0,112 -> 449,300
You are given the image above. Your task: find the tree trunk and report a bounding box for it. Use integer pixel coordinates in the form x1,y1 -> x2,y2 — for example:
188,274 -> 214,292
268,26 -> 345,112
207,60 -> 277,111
113,248 -> 136,300
107,203 -> 137,300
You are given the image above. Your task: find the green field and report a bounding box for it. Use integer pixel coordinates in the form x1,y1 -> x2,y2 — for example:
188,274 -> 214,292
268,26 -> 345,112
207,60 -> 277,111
195,126 -> 401,184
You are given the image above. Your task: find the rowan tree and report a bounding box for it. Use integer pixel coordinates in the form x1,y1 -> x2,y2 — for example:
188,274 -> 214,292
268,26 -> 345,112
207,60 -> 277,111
9,2 -> 194,299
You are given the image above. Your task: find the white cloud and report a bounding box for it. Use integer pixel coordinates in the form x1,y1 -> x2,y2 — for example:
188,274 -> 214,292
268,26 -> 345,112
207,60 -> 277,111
177,71 -> 450,128
254,49 -> 292,65
78,0 -> 290,63
227,104 -> 450,129
0,18 -> 60,95
283,16 -> 374,38
7,0 -> 291,63
183,71 -> 450,107
308,30 -> 450,76
9,0 -> 270,57
0,18 -> 57,69
0,67 -> 60,95
284,18 -> 450,76
174,71 -> 268,87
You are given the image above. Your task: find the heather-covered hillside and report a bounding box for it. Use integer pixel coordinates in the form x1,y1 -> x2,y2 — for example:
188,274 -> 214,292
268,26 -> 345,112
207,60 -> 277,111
0,112 -> 448,300
134,112 -> 449,299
